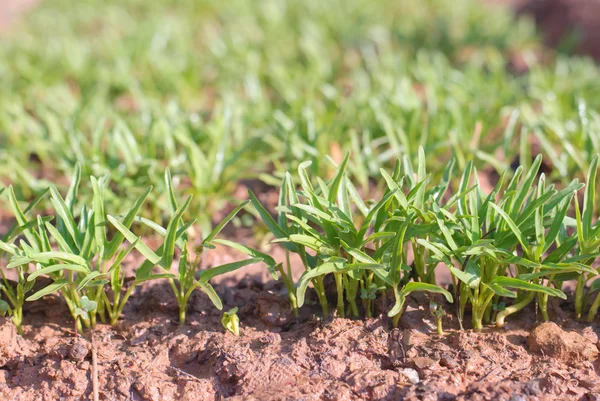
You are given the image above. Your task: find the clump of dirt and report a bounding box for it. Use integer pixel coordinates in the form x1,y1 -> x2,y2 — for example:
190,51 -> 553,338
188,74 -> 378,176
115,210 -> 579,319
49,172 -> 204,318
0,281 -> 599,401
529,321 -> 599,362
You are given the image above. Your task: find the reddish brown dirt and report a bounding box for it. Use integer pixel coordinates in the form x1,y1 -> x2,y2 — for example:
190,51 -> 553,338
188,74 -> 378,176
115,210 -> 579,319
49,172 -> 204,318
1,281 -> 599,401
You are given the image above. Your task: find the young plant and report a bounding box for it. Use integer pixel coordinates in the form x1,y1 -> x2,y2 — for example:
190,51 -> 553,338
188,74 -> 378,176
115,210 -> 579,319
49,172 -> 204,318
429,300 -> 445,335
569,156 -> 600,322
0,187 -> 50,334
250,153 -> 452,325
0,167 -> 164,331
111,169 -> 266,325
74,296 -> 97,336
432,156 -> 589,330
222,307 -> 240,336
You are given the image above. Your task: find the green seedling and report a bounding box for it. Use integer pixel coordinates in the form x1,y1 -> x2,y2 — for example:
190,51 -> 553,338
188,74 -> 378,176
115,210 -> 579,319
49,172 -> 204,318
0,166 -> 161,331
570,156 -> 600,322
429,300 -> 445,335
222,307 -> 240,336
0,186 -> 50,334
1,0 -> 582,230
74,296 -> 97,337
251,152 -> 452,325
110,169 -> 267,325
430,156 -> 588,330
0,165 -> 264,331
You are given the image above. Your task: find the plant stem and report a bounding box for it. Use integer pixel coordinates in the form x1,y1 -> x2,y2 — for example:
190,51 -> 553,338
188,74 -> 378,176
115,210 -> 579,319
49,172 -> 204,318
111,284 -> 136,326
496,291 -> 535,327
458,283 -> 469,331
344,276 -> 359,317
482,296 -> 495,324
168,278 -> 187,325
472,285 -> 483,331
587,292 -> 600,322
435,317 -> 443,335
75,317 -> 83,334
391,296 -> 406,328
575,274 -> 584,319
472,288 -> 495,332
12,308 -> 23,335
277,262 -> 298,317
313,276 -> 329,316
179,303 -> 186,325
334,273 -> 345,318
539,297 -> 549,321
392,311 -> 402,328
413,241 -> 426,281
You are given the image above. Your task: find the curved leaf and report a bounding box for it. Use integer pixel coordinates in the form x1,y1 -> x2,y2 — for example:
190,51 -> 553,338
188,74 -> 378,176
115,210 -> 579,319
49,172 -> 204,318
402,282 -> 453,303
27,263 -> 89,282
198,257 -> 263,283
26,279 -> 69,301
492,276 -> 566,299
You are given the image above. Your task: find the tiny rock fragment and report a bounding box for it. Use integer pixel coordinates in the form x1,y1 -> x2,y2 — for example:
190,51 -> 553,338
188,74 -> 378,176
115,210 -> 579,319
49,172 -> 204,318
439,355 -> 459,369
528,322 -> 598,363
400,368 -> 420,384
411,356 -> 437,370
68,339 -> 90,362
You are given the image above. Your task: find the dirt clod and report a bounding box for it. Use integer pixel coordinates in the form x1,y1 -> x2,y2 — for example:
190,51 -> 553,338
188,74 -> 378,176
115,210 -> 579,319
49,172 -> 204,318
68,338 -> 90,362
528,321 -> 598,362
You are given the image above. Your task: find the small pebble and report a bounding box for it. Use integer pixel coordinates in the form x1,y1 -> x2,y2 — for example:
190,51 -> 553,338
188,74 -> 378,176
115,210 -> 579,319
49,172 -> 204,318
440,355 -> 459,369
400,368 -> 420,384
68,339 -> 90,362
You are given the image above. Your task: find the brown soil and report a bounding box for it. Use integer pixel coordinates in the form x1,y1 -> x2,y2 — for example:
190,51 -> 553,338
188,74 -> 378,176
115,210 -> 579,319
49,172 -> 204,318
1,280 -> 600,401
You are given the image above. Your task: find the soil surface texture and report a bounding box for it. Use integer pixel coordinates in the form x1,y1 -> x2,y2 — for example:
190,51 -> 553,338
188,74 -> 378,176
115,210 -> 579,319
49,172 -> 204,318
1,280 -> 600,401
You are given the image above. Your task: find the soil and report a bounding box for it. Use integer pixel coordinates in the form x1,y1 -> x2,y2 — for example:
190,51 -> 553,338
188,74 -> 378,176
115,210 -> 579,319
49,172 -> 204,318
1,279 -> 600,401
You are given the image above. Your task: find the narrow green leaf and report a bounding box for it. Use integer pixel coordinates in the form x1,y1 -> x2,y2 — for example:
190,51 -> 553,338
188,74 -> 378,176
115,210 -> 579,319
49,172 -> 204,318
107,215 -> 161,264
583,155 -> 598,239
489,203 -> 528,250
160,195 -> 192,269
50,186 -> 82,249
402,282 -> 453,303
104,186 -> 152,259
203,200 -> 250,245
198,257 -> 263,283
26,279 -> 69,301
77,271 -> 106,291
27,264 -> 89,282
196,282 -> 223,310
492,276 -> 566,299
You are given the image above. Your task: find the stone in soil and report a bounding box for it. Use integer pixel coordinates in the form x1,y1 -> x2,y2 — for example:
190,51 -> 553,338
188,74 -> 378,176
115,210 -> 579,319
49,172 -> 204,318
528,321 -> 599,362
